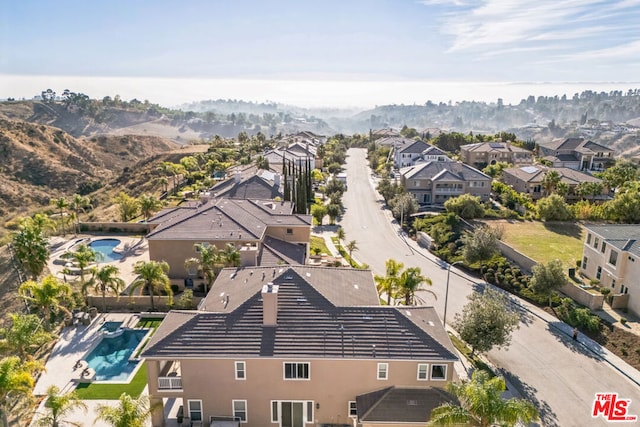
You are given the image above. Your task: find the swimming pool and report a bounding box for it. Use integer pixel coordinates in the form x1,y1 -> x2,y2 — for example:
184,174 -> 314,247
85,328 -> 148,381
88,239 -> 123,263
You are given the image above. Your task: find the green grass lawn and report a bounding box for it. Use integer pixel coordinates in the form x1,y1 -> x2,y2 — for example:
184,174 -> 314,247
310,235 -> 330,255
496,220 -> 584,269
74,362 -> 147,399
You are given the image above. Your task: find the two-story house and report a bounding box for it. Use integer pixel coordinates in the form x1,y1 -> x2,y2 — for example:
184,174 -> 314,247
142,266 -> 458,427
500,165 -> 607,201
400,161 -> 491,205
394,140 -> 431,168
580,224 -> 640,317
146,198 -> 312,288
538,138 -> 615,171
459,142 -> 533,169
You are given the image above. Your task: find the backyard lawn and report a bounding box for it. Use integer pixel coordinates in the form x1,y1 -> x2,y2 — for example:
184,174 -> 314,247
490,220 -> 584,269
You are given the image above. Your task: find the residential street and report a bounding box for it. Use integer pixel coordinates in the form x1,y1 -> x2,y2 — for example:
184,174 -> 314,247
339,148 -> 640,427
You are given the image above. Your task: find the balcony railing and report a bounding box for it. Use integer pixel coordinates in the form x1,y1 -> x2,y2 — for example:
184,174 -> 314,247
158,376 -> 183,390
434,187 -> 464,193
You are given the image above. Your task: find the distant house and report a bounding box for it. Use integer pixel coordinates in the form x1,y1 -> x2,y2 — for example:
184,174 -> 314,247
580,224 -> 640,317
210,165 -> 283,200
264,141 -> 320,170
459,141 -> 533,169
394,141 -> 451,168
143,266 -> 458,427
500,165 -> 607,200
146,198 -> 311,287
538,138 -> 615,171
400,161 -> 491,205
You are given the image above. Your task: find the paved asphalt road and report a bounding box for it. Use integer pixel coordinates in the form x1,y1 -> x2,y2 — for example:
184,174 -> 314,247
338,148 -> 640,427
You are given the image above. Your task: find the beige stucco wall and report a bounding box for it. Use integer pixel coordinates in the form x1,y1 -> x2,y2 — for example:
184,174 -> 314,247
148,357 -> 454,426
265,225 -> 310,243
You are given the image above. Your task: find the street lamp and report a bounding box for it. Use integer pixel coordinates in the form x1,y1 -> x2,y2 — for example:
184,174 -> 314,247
443,261 -> 463,328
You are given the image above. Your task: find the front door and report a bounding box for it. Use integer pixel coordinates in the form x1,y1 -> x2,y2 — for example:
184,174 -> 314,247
281,402 -> 304,427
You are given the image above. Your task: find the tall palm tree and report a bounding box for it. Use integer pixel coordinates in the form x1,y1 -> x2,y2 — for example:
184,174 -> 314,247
396,266 -> 432,306
130,260 -> 172,311
87,265 -> 125,313
35,385 -> 87,427
193,243 -> 220,294
0,356 -> 44,427
70,194 -> 91,234
374,259 -> 404,305
94,393 -> 159,427
51,197 -> 69,235
12,221 -> 50,280
345,240 -> 358,264
336,226 -> 346,242
62,244 -> 102,284
27,214 -> 57,237
221,243 -> 241,268
0,314 -> 55,359
18,275 -> 72,330
137,194 -> 164,222
429,370 -> 539,427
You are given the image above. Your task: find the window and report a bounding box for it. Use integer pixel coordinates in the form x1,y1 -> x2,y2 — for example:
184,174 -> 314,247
188,400 -> 202,422
377,363 -> 388,380
348,401 -> 357,417
609,250 -> 618,266
601,242 -> 607,253
414,180 -> 420,187
596,266 -> 602,280
232,400 -> 247,423
235,361 -> 246,380
286,228 -> 293,235
417,364 -> 429,380
593,237 -> 599,249
431,364 -> 447,380
284,362 -> 310,380
582,256 -> 588,270
586,233 -> 592,245
611,279 -> 616,290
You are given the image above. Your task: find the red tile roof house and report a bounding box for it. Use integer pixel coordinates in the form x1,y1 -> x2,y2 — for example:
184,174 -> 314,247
142,266 -> 458,427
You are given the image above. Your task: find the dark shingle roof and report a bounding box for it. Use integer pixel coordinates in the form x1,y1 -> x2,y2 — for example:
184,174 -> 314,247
400,161 -> 490,181
398,140 -> 430,154
584,224 -> 640,257
142,266 -> 457,361
357,387 -> 456,423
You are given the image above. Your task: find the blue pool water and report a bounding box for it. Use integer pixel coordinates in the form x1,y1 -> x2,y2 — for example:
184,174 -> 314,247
85,329 -> 147,381
99,321 -> 123,333
88,239 -> 123,263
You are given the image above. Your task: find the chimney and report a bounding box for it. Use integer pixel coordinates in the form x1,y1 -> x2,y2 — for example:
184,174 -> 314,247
262,282 -> 279,326
274,173 -> 281,187
235,171 -> 241,184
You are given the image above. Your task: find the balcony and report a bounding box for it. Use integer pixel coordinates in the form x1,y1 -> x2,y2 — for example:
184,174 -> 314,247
158,375 -> 183,390
434,186 -> 464,194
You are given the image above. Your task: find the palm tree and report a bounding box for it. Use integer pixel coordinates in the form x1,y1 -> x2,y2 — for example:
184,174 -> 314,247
130,260 -> 172,311
345,240 -> 358,264
18,275 -> 72,329
70,194 -> 91,234
62,244 -> 102,285
221,243 -> 241,268
27,213 -> 57,237
87,265 -> 125,313
35,385 -> 87,427
94,393 -> 159,427
429,370 -> 539,427
192,243 -> 221,294
541,170 -> 561,195
0,314 -> 55,359
396,266 -> 432,305
374,259 -> 404,305
336,226 -> 346,242
12,221 -> 50,280
0,356 -> 44,427
155,176 -> 169,193
51,197 -> 69,235
137,194 -> 164,222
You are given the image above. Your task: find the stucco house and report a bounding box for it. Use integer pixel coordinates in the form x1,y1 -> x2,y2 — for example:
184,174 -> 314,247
580,224 -> 640,317
459,142 -> 533,169
538,138 -> 615,171
394,141 -> 451,168
142,266 -> 458,427
400,161 -> 491,205
500,165 -> 607,201
146,197 -> 312,287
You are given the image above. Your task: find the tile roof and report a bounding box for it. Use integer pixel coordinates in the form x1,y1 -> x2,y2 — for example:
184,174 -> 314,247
460,142 -> 532,154
400,161 -> 490,181
398,140 -> 430,154
542,137 -> 614,154
584,224 -> 640,257
146,198 -> 311,241
357,387 -> 456,423
502,165 -> 602,185
142,266 -> 458,361
211,175 -> 282,200
259,236 -> 307,265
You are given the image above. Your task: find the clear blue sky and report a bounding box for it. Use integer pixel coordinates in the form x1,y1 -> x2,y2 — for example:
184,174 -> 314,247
1,0 -> 640,106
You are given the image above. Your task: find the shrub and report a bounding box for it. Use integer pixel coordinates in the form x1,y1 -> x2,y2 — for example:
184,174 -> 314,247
621,317 -> 628,325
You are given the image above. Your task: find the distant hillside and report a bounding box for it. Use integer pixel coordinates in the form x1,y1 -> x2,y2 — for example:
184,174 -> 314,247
0,117 -> 178,234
